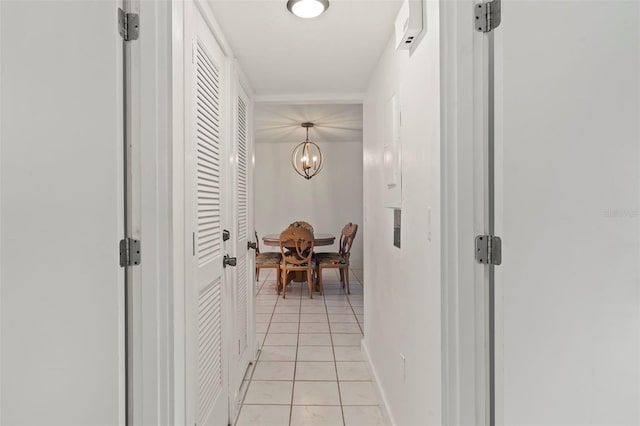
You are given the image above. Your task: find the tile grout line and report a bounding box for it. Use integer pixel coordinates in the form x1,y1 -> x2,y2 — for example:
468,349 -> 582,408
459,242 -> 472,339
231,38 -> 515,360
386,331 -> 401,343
239,269 -> 367,425
255,268 -> 270,295
344,268 -> 364,335
235,273 -> 278,426
289,281 -> 303,426
350,269 -> 364,286
323,273 -> 347,426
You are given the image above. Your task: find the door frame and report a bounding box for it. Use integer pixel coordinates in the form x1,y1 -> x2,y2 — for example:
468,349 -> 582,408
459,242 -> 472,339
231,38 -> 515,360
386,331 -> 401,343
128,0 -> 496,423
123,0 -> 223,423
440,0 -> 491,425
127,0 -> 175,423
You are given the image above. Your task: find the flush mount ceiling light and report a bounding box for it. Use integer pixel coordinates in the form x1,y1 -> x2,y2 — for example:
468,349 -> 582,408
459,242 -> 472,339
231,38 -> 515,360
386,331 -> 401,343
291,123 -> 324,180
286,0 -> 329,18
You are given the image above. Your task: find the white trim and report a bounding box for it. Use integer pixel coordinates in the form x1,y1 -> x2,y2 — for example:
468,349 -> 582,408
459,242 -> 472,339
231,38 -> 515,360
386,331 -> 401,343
254,93 -> 364,104
440,0 -> 460,421
131,0 -> 175,423
493,18 -> 505,426
117,2 -> 126,423
193,0 -> 232,57
222,46 -> 235,426
0,1 -> 3,420
170,1 -> 187,424
234,58 -> 254,100
118,2 -> 127,423
361,340 -> 396,426
439,0 -> 490,425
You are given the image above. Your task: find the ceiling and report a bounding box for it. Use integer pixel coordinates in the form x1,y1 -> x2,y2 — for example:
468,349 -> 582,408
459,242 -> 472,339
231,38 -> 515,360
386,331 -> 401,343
254,103 -> 363,143
208,0 -> 403,96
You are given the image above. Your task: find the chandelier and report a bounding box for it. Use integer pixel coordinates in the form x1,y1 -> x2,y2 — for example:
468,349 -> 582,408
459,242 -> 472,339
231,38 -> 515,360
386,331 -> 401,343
291,122 -> 324,180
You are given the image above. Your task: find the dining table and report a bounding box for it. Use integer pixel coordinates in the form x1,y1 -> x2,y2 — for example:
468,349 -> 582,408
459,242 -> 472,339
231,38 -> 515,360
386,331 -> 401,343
262,233 -> 335,291
261,233 -> 336,248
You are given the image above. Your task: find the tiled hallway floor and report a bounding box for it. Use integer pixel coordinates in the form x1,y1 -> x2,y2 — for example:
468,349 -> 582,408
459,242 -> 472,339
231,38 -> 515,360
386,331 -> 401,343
235,269 -> 386,426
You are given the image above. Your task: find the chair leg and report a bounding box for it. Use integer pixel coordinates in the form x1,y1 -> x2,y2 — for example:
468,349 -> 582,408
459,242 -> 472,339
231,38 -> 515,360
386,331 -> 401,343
344,267 -> 350,295
273,267 -> 279,295
282,269 -> 286,299
256,268 -> 260,282
307,269 -> 313,298
339,268 -> 344,284
317,267 -> 323,295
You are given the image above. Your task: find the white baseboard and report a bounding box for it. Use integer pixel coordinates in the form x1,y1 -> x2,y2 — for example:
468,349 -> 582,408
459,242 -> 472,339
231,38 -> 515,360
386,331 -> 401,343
361,339 -> 397,426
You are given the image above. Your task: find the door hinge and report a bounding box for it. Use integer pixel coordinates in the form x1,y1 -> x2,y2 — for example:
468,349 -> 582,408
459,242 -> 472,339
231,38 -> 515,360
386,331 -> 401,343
474,0 -> 501,33
475,235 -> 502,265
118,8 -> 139,41
120,238 -> 141,267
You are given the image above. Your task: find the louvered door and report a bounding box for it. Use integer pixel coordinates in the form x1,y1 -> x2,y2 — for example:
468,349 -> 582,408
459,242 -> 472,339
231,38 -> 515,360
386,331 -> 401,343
185,7 -> 228,426
231,83 -> 254,405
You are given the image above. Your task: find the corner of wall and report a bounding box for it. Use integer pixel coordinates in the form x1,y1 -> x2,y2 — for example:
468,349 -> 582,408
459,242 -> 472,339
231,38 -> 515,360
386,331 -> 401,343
362,339 -> 397,426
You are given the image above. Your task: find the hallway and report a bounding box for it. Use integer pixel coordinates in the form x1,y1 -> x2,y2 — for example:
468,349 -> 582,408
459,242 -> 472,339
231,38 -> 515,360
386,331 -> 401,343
2,1 -> 640,424
235,269 -> 385,426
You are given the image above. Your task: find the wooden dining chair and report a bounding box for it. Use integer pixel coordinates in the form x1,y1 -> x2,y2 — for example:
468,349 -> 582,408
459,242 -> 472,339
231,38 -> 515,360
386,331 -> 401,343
315,223 -> 358,294
254,231 -> 282,292
289,221 -> 314,233
279,225 -> 315,299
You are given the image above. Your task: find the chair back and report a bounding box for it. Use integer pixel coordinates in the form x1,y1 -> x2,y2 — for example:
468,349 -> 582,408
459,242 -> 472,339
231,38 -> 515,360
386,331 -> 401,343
339,223 -> 358,260
289,221 -> 314,233
279,225 -> 315,266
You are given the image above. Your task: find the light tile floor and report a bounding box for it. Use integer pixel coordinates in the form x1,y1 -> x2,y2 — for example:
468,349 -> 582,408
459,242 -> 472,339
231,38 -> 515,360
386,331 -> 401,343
235,268 -> 386,426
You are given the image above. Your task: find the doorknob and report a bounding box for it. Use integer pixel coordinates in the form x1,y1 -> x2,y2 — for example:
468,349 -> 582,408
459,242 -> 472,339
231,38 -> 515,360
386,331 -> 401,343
223,255 -> 237,268
248,241 -> 257,250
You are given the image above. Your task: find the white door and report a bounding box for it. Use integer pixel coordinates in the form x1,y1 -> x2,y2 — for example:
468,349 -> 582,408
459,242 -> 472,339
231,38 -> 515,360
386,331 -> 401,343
1,1 -> 125,424
494,1 -> 640,424
230,81 -> 255,408
185,5 -> 229,426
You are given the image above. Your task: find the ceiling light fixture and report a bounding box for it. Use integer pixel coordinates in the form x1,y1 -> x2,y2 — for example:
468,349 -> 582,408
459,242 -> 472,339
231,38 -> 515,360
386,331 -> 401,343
286,0 -> 329,18
291,123 -> 324,180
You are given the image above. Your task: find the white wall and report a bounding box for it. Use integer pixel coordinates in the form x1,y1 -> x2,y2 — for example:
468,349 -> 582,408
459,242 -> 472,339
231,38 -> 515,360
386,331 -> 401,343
254,141 -> 363,268
362,1 -> 441,424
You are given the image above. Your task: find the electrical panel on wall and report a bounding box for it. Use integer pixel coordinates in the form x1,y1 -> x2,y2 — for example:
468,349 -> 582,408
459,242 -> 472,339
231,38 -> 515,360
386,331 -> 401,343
384,94 -> 402,208
394,0 -> 425,53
